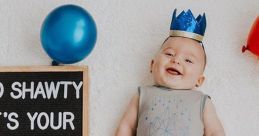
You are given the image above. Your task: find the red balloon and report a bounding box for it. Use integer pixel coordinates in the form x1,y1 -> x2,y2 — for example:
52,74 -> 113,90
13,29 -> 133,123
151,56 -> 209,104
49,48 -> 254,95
242,16 -> 259,56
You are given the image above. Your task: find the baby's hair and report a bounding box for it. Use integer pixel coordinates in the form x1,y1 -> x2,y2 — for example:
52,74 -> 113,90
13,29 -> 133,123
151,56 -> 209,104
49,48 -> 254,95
161,36 -> 207,71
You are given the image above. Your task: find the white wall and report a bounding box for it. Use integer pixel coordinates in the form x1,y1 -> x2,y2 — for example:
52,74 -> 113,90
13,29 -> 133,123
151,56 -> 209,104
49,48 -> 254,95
0,0 -> 259,135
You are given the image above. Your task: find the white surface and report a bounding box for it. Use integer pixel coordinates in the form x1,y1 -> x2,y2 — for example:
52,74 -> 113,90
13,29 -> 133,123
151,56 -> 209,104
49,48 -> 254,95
0,0 -> 259,135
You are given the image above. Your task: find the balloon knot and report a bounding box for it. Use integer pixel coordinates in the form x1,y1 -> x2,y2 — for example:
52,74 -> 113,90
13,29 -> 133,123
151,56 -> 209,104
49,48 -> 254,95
242,46 -> 247,53
52,60 -> 60,66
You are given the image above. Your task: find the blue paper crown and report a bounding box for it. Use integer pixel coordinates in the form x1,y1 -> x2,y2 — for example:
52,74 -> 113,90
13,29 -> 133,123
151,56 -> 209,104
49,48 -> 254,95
170,9 -> 206,42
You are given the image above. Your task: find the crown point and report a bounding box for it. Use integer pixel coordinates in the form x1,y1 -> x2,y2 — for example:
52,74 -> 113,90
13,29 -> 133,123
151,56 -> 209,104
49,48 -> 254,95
169,9 -> 207,42
178,10 -> 186,17
172,9 -> 177,20
202,13 -> 206,19
186,9 -> 194,16
196,15 -> 201,22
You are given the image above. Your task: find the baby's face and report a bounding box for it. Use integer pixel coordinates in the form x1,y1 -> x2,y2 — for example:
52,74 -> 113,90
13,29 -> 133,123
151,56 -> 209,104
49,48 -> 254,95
151,37 -> 206,90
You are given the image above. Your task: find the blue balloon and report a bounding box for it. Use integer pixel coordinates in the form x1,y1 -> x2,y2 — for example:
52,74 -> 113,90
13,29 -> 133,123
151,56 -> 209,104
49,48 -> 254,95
41,4 -> 97,64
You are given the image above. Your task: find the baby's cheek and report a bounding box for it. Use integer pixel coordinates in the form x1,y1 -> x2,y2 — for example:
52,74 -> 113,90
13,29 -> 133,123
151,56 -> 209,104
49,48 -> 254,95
190,64 -> 201,72
155,62 -> 164,72
185,66 -> 194,73
185,68 -> 199,78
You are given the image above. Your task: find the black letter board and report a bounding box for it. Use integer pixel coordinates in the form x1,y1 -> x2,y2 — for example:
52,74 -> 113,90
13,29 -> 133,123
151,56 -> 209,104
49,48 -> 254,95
0,66 -> 88,136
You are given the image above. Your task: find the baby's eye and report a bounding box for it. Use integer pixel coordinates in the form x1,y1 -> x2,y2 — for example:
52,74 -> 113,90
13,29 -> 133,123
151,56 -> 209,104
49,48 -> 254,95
165,53 -> 172,56
185,59 -> 193,63
165,53 -> 174,57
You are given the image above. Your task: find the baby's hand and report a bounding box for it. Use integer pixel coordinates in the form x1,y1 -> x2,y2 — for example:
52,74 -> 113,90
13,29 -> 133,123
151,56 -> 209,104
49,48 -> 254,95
203,99 -> 225,136
115,95 -> 139,136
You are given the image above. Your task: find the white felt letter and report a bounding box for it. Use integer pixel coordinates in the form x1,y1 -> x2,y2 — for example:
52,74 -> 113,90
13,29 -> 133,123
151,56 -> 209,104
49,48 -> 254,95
45,81 -> 60,99
10,82 -> 22,99
73,81 -> 82,99
27,112 -> 38,130
0,82 -> 4,98
60,81 -> 72,99
37,112 -> 49,130
63,112 -> 75,130
7,112 -> 19,130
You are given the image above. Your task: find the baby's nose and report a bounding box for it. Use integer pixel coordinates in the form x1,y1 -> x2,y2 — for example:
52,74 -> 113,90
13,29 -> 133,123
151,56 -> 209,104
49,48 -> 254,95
170,58 -> 180,64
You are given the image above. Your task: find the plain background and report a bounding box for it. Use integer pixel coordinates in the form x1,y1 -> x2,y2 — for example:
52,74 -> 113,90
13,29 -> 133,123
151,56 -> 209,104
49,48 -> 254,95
0,0 -> 259,135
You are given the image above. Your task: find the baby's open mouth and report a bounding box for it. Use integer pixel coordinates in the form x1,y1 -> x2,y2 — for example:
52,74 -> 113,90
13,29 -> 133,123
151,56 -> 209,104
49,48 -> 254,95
166,67 -> 182,75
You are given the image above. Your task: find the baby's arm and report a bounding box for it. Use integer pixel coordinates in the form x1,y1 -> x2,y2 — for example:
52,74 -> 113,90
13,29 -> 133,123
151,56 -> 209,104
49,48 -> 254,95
203,99 -> 225,136
115,94 -> 139,136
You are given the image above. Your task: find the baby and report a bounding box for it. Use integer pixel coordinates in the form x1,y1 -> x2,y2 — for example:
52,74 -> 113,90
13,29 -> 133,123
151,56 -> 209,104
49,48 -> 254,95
116,9 -> 225,136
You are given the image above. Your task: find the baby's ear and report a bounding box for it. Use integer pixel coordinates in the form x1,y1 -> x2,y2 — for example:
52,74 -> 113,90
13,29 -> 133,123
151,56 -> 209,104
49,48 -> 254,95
150,60 -> 154,73
196,76 -> 205,87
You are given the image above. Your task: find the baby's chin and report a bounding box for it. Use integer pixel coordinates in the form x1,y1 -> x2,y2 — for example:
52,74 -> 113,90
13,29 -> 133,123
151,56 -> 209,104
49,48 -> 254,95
154,80 -> 195,90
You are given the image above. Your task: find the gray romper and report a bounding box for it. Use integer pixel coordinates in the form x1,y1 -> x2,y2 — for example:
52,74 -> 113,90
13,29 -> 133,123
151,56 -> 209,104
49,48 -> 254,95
136,85 -> 210,136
